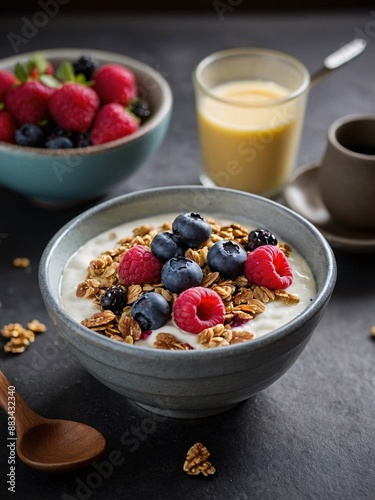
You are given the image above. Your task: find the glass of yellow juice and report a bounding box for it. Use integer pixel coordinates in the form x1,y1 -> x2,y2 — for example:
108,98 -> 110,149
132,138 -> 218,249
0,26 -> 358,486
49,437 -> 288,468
192,48 -> 310,197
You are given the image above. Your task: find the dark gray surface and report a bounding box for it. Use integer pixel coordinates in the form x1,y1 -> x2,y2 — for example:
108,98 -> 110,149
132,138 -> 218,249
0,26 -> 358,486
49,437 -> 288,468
0,10 -> 375,500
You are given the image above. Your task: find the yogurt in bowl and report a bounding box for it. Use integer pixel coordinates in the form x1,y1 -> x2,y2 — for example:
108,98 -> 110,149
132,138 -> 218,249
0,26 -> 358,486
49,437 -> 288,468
59,213 -> 316,351
39,186 -> 336,418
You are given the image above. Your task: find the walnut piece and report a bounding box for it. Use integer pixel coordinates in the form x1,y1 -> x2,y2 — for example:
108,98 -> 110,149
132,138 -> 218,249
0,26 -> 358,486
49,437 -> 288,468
27,319 -> 46,333
183,443 -> 216,476
12,257 -> 30,268
1,322 -> 39,354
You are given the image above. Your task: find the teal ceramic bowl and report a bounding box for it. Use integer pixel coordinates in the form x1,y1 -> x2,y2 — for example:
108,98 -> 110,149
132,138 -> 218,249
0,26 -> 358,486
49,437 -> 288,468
0,49 -> 172,205
39,186 -> 337,418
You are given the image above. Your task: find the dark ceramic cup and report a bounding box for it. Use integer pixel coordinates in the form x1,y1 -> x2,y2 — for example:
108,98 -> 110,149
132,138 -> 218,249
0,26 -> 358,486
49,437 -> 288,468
319,114 -> 375,231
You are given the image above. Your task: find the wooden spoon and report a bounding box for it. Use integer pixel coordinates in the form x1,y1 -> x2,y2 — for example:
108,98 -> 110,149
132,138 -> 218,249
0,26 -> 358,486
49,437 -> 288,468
0,371 -> 106,472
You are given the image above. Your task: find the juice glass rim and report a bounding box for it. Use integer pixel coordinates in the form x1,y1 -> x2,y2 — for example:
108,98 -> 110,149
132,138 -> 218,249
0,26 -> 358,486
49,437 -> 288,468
192,47 -> 310,107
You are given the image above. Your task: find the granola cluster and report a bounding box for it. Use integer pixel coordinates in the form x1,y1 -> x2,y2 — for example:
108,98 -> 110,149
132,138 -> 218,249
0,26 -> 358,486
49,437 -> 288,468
1,320 -> 46,354
77,218 -> 299,350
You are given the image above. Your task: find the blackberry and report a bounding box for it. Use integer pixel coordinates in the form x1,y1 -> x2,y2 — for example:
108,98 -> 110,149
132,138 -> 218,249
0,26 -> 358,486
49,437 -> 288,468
73,55 -> 99,81
247,228 -> 278,252
75,131 -> 92,148
129,99 -> 151,123
100,286 -> 127,313
15,124 -> 45,147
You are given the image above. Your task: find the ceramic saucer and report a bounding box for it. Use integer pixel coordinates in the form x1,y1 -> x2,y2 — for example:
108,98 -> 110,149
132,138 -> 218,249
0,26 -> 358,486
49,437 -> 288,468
283,162 -> 375,253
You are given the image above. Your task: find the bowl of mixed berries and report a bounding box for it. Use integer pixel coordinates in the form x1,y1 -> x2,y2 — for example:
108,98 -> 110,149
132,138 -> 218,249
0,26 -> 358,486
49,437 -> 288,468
0,49 -> 172,204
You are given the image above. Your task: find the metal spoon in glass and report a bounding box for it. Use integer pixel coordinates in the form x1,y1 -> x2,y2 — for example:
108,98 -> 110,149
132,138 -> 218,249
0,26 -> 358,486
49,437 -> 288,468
0,371 -> 106,472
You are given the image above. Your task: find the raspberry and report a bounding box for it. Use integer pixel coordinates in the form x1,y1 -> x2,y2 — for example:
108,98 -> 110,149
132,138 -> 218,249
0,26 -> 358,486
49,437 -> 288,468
91,103 -> 139,145
244,245 -> 293,290
173,287 -> 225,334
5,81 -> 55,124
0,110 -> 16,143
93,64 -> 137,105
48,83 -> 99,133
0,70 -> 17,102
118,245 -> 163,286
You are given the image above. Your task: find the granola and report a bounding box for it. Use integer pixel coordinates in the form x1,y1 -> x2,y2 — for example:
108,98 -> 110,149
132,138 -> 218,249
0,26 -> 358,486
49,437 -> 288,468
72,216 -> 306,350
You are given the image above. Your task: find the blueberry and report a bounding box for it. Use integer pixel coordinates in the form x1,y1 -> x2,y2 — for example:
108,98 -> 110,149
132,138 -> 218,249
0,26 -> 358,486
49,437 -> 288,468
45,137 -> 74,149
100,286 -> 127,313
207,240 -> 247,279
161,257 -> 203,294
15,124 -> 45,147
129,99 -> 151,123
248,228 -> 278,252
172,213 -> 212,248
150,232 -> 185,263
131,292 -> 171,330
73,55 -> 99,81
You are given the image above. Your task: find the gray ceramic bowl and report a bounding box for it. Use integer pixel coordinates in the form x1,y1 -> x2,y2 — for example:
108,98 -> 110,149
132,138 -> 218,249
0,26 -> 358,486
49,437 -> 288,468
0,49 -> 172,205
39,186 -> 336,418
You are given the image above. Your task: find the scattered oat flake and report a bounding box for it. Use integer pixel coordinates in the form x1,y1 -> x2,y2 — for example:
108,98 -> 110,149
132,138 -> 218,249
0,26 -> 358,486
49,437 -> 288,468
183,443 -> 216,476
13,257 -> 30,268
370,325 -> 375,338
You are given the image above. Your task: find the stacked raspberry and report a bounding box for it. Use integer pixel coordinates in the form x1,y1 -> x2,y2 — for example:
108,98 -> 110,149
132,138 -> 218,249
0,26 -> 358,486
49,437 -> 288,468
113,213 -> 294,338
0,53 -> 151,148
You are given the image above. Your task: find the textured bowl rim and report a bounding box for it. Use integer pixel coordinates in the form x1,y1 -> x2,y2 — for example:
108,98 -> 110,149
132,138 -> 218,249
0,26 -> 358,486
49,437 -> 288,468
39,186 -> 337,361
0,48 -> 173,156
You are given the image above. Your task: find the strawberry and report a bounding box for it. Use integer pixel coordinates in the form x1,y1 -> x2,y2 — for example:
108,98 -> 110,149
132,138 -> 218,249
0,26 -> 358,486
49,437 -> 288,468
48,83 -> 100,133
92,64 -> 137,105
0,70 -> 17,103
91,103 -> 139,145
5,81 -> 55,124
0,110 -> 16,143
